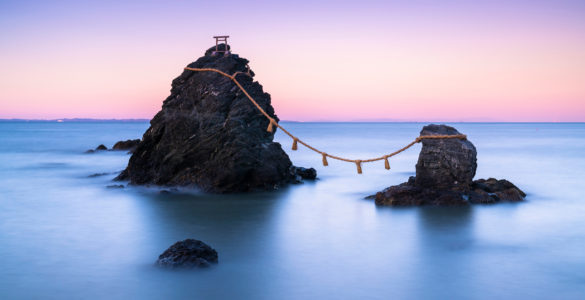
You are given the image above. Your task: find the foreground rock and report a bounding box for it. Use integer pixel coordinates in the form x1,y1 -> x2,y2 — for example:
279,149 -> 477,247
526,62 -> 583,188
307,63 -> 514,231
116,44 -> 315,192
373,124 -> 525,206
156,239 -> 218,268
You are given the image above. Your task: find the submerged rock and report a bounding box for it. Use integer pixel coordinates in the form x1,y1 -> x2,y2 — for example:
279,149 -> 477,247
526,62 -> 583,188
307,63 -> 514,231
106,184 -> 124,189
373,124 -> 525,206
116,44 -> 315,192
112,139 -> 140,153
156,239 -> 218,268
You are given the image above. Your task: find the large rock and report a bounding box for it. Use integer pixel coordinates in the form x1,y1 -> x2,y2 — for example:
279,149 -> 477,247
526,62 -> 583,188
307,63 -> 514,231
373,124 -> 525,206
156,239 -> 218,268
116,44 -> 315,192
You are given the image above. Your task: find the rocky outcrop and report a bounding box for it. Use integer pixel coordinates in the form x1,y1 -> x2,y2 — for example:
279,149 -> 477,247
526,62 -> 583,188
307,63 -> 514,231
156,239 -> 218,268
85,144 -> 108,153
115,44 -> 315,192
373,124 -> 525,206
85,139 -> 140,154
112,139 -> 140,153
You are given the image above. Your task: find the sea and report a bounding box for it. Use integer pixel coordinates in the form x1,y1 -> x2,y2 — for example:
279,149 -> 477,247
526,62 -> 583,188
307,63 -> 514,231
0,121 -> 583,300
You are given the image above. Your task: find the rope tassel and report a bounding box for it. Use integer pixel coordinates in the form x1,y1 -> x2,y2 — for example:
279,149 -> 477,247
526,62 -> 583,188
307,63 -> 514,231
322,153 -> 328,166
292,138 -> 298,150
266,118 -> 274,133
384,156 -> 390,170
355,160 -> 363,174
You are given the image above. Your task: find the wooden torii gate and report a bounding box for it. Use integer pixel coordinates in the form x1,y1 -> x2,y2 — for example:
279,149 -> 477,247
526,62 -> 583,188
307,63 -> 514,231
212,35 -> 231,56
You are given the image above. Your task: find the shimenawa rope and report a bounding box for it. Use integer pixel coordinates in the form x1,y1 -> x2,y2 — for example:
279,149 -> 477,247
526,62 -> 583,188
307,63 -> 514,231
183,67 -> 467,174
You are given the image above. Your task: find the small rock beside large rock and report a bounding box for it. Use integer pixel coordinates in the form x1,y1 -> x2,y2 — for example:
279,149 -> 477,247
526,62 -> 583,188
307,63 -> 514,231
112,139 -> 140,152
373,124 -> 525,206
85,139 -> 141,154
156,239 -> 218,269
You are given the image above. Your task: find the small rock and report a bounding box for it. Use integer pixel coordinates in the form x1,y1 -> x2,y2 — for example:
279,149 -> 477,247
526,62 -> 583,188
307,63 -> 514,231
290,166 -> 317,180
96,144 -> 108,151
156,239 -> 218,269
112,139 -> 141,153
106,184 -> 124,189
373,124 -> 525,206
88,172 -> 109,178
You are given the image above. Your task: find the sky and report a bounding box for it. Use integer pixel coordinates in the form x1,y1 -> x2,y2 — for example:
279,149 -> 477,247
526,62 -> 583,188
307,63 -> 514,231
0,0 -> 584,122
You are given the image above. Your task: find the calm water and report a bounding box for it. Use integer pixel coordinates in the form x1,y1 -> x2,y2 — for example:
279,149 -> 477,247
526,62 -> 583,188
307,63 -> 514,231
0,121 -> 584,299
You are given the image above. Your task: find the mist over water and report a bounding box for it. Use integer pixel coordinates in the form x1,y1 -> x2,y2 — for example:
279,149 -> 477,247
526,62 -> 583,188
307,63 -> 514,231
0,122 -> 584,299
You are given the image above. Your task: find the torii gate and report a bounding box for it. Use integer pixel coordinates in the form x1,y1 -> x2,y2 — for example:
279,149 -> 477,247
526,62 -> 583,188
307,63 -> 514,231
212,35 -> 231,56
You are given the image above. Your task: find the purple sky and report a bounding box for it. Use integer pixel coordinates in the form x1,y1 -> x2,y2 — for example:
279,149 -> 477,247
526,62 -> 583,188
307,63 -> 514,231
1,0 -> 584,121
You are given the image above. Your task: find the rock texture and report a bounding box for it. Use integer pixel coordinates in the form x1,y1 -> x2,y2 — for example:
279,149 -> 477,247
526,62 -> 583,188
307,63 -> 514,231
156,239 -> 218,269
112,139 -> 141,153
373,124 -> 525,206
116,44 -> 315,192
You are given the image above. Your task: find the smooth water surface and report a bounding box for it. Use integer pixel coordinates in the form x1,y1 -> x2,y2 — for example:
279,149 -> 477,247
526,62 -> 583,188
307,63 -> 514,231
0,122 -> 584,299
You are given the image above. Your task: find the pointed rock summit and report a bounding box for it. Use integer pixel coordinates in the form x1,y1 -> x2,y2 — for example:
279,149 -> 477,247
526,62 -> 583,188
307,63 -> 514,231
116,44 -> 315,192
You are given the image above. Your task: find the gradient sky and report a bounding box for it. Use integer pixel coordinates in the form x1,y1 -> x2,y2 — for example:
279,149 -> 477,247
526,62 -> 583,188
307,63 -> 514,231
1,0 -> 584,121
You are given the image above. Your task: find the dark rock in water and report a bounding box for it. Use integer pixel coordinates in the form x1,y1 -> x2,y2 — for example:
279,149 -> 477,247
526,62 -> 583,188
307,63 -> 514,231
88,172 -> 109,178
106,184 -> 124,189
415,124 -> 477,190
290,166 -> 317,183
86,144 -> 108,153
373,124 -> 525,206
469,178 -> 526,203
156,239 -> 218,269
116,44 -> 315,192
112,139 -> 141,153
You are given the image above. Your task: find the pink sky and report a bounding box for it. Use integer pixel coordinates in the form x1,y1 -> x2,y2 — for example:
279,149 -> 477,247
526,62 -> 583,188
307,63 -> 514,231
0,0 -> 584,121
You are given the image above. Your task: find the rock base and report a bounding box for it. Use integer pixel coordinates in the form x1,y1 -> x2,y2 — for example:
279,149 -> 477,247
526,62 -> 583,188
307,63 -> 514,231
374,177 -> 525,206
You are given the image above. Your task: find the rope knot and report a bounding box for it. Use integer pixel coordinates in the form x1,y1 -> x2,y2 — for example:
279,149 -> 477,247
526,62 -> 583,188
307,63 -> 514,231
292,137 -> 299,151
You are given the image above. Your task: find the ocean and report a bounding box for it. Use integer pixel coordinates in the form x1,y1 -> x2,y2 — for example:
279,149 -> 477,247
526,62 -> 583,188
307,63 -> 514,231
0,121 -> 584,299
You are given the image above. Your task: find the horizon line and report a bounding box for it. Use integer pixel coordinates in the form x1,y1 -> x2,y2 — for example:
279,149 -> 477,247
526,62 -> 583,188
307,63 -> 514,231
1,118 -> 584,124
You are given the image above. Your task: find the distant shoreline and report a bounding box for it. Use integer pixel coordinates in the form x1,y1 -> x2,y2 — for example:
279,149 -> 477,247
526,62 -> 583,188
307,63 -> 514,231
0,119 -> 582,124
0,118 -> 150,123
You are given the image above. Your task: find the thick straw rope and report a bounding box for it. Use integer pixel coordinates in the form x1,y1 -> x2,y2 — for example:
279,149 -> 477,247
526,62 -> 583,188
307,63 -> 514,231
184,67 -> 467,174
